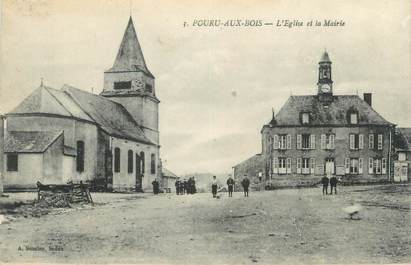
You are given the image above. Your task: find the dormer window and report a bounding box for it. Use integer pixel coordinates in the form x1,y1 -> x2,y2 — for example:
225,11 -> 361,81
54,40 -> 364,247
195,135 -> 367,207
145,84 -> 152,93
350,113 -> 358,124
302,113 -> 310,125
114,81 -> 131,90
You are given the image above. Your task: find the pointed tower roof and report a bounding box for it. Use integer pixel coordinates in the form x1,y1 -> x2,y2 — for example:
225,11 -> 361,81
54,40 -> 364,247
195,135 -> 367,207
107,17 -> 153,77
320,51 -> 331,63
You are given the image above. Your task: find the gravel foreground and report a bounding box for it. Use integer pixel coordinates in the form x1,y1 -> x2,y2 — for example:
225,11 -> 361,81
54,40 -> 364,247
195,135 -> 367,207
0,184 -> 410,265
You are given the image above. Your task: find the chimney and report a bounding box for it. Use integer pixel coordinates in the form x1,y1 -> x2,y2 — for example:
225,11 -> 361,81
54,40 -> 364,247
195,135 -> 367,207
363,93 -> 372,107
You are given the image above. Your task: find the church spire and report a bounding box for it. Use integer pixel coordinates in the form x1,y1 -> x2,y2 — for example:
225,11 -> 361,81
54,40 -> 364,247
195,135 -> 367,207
108,16 -> 152,77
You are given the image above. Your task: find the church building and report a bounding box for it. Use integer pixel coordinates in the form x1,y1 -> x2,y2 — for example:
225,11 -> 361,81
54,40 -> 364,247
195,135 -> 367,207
1,17 -> 161,192
259,52 -> 396,187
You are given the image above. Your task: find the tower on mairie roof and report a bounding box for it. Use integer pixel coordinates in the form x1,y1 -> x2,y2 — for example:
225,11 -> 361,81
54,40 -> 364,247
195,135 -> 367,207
317,51 -> 333,102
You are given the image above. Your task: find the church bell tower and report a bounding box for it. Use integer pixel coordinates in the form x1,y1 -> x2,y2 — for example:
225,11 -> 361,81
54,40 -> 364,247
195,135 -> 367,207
317,51 -> 333,102
101,17 -> 159,145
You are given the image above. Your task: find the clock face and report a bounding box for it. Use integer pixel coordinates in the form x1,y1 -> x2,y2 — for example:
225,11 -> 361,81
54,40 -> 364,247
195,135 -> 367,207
321,84 -> 331,93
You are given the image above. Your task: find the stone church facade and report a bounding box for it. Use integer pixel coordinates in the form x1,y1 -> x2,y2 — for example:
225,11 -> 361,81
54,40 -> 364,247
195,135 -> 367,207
242,52 -> 396,188
2,17 -> 161,192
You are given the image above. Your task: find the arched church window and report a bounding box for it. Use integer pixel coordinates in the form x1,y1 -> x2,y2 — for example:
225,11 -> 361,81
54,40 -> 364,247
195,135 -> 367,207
128,150 -> 133,173
76,141 -> 85,172
140,151 -> 145,174
151,153 -> 156,174
114,147 -> 121,173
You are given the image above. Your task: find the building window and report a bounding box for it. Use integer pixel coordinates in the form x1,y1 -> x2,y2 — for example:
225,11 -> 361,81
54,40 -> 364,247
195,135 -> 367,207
114,81 -> 131,90
114,147 -> 121,173
140,151 -> 145,174
297,134 -> 315,150
7,153 -> 18,171
350,158 -> 359,174
128,150 -> 133,173
302,158 -> 310,174
369,158 -> 386,175
369,134 -> 375,149
278,158 -> 286,174
76,141 -> 84,172
279,135 -> 286,150
374,159 -> 382,174
151,153 -> 156,174
377,134 -> 383,150
321,134 -> 335,149
399,153 -> 406,161
302,113 -> 310,124
310,158 -> 315,174
273,134 -> 291,150
349,134 -> 363,150
286,158 -> 292,174
350,113 -> 358,124
145,84 -> 153,93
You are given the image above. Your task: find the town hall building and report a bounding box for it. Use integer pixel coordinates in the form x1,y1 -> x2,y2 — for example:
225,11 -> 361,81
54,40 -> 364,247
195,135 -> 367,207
1,17 -> 161,192
235,52 -> 396,188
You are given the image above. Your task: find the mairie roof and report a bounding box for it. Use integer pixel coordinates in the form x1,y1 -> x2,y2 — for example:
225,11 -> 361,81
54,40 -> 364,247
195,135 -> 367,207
106,17 -> 153,77
4,131 -> 63,153
267,95 -> 393,127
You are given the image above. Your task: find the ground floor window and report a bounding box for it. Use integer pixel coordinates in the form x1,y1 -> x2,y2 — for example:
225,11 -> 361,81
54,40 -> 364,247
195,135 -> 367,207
7,153 -> 18,171
345,158 -> 363,174
369,157 -> 386,174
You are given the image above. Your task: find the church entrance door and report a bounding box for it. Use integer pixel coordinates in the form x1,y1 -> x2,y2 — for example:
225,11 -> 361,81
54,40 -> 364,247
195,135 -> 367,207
135,154 -> 142,192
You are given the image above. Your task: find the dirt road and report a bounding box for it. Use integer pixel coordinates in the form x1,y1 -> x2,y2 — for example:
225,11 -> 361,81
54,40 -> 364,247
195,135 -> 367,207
0,184 -> 410,264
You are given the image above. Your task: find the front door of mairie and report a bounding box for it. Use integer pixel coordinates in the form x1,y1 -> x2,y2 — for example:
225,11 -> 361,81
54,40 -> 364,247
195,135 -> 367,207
135,154 -> 142,191
325,158 -> 335,175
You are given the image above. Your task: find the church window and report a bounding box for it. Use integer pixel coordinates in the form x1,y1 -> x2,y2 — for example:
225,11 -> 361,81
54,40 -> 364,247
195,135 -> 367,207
114,81 -> 131,90
7,153 -> 18,172
145,84 -> 153,93
114,147 -> 121,173
128,150 -> 133,173
151,153 -> 156,174
140,152 -> 145,174
76,141 -> 84,172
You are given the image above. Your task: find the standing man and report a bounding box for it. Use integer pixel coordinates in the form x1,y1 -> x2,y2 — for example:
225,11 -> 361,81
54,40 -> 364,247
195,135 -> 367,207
211,176 -> 218,198
226,175 -> 235,197
175,178 -> 180,195
321,174 -> 330,195
241,175 -> 250,197
330,175 -> 338,195
152,179 -> 159,195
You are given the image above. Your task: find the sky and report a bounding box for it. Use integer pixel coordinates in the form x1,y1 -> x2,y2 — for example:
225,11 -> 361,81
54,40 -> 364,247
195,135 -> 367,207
0,0 -> 410,175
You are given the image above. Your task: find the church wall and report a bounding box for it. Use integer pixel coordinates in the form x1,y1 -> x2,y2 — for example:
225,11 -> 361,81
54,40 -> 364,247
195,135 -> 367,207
3,154 -> 43,189
43,135 -> 64,184
111,137 -> 159,192
6,115 -> 76,147
103,71 -> 154,92
73,121 -> 99,182
62,155 -> 75,184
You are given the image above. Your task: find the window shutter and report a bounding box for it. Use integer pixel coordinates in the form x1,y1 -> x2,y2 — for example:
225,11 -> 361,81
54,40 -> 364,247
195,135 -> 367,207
349,134 -> 355,150
287,134 -> 292,149
378,134 -> 383,150
273,157 -> 278,174
359,158 -> 363,174
321,134 -> 326,149
369,134 -> 374,149
297,134 -> 302,150
345,158 -> 350,174
286,158 -> 292,173
330,134 -> 335,149
273,135 -> 279,150
382,158 -> 387,174
359,134 -> 364,149
310,134 -> 316,149
297,158 -> 302,174
310,158 -> 315,174
368,158 -> 374,174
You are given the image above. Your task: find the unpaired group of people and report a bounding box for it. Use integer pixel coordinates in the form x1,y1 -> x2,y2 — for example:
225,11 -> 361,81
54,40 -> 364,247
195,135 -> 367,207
211,175 -> 250,198
175,177 -> 196,195
321,175 -> 338,195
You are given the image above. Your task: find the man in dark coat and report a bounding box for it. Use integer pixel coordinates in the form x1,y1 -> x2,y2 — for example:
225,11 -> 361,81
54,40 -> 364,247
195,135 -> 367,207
321,175 -> 329,195
152,179 -> 160,195
330,176 -> 338,195
241,175 -> 250,197
175,179 -> 180,195
211,176 -> 218,198
227,176 -> 235,197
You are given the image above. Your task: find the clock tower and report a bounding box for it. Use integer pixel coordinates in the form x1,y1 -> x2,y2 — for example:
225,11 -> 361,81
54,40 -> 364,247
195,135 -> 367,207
317,51 -> 333,102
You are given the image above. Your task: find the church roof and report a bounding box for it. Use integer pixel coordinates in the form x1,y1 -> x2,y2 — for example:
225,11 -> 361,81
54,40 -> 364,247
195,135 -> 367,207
9,85 -> 93,122
4,131 -> 63,153
106,17 -> 153,77
62,85 -> 153,144
266,95 -> 393,127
